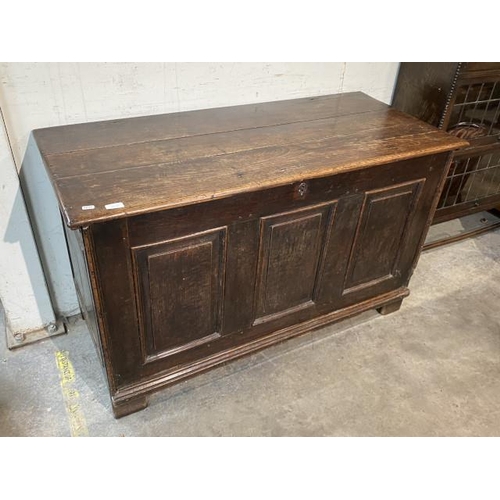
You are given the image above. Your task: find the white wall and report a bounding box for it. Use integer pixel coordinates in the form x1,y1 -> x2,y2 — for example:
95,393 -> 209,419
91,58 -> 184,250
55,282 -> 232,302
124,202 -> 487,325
0,62 -> 399,319
0,108 -> 56,334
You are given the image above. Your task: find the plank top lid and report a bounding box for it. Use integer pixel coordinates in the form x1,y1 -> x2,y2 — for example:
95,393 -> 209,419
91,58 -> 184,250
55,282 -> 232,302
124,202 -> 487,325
33,91 -> 468,228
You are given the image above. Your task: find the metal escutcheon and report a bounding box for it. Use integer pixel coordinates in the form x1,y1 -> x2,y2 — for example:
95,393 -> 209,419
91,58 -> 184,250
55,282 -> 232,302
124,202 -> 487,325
297,181 -> 308,197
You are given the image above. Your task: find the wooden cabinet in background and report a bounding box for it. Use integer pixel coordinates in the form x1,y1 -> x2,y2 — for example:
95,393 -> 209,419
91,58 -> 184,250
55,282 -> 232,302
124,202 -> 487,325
392,62 -> 500,224
33,92 -> 466,417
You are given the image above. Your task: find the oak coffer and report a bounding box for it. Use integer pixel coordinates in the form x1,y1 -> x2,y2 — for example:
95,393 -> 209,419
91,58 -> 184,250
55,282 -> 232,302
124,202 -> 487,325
33,92 -> 467,418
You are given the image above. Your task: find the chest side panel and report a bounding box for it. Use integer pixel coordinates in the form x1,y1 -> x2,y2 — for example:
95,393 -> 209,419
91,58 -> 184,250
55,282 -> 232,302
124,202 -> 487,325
63,225 -> 104,366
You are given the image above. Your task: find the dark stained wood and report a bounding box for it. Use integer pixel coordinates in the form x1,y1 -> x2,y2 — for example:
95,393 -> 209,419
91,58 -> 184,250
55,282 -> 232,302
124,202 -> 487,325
254,202 -> 334,322
392,63 -> 460,127
423,216 -> 500,251
462,63 -> 500,73
42,111 -> 433,178
392,63 -> 500,230
34,92 -> 466,228
46,92 -> 466,418
335,155 -> 447,310
89,220 -> 143,387
433,194 -> 500,224
344,180 -> 423,291
112,395 -> 148,418
132,228 -> 226,362
31,92 -> 391,155
377,299 -> 403,315
113,287 -> 411,405
62,224 -> 104,365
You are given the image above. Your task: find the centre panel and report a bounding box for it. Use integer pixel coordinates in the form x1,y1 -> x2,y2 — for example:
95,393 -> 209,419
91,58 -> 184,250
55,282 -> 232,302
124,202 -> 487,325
253,202 -> 337,324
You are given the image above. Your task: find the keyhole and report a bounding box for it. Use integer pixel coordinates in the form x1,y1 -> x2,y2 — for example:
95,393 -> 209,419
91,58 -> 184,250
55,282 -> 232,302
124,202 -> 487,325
297,182 -> 308,197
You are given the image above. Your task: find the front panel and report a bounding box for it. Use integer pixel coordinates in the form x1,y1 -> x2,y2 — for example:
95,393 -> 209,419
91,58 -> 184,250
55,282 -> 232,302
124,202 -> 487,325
254,202 -> 336,324
339,179 -> 425,305
133,228 -> 226,363
89,154 -> 446,391
344,181 -> 423,293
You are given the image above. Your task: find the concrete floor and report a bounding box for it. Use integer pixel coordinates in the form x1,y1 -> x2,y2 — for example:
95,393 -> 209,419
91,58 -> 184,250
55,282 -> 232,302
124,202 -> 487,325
1,229 -> 500,436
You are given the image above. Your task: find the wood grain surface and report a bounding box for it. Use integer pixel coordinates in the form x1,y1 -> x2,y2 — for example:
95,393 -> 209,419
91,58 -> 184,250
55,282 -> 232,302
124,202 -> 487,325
33,92 -> 467,228
55,91 -> 468,417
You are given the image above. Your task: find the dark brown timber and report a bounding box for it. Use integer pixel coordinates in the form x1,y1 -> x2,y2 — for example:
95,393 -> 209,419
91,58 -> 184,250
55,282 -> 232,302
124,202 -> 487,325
34,92 -> 467,417
392,62 -> 500,229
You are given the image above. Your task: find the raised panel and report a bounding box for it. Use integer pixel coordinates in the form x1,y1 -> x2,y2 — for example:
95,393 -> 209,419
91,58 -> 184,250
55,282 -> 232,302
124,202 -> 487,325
254,202 -> 336,323
344,180 -> 424,294
133,228 -> 226,362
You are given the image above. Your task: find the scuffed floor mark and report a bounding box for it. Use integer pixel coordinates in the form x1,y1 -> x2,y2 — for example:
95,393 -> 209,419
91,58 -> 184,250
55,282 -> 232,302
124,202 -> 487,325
55,350 -> 89,437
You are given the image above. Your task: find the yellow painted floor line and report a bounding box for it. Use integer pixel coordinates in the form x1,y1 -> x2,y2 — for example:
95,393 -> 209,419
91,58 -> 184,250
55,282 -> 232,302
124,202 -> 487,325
55,351 -> 89,437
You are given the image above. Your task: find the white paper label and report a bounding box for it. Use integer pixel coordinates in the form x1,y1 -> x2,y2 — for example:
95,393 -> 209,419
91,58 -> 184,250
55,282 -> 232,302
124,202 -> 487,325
81,205 -> 95,210
105,202 -> 125,210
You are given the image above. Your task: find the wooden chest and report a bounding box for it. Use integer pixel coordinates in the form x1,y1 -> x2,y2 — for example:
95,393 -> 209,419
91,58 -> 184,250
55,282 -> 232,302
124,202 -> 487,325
33,92 -> 466,417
